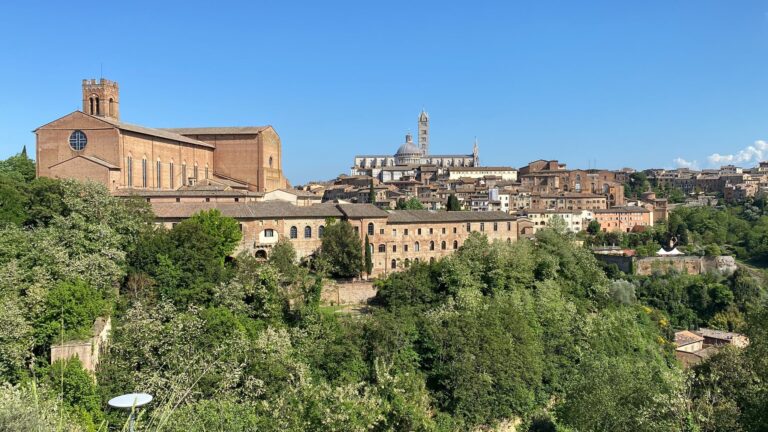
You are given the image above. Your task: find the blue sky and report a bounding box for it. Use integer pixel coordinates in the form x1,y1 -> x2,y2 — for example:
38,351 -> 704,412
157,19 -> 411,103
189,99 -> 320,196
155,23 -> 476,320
2,1 -> 768,183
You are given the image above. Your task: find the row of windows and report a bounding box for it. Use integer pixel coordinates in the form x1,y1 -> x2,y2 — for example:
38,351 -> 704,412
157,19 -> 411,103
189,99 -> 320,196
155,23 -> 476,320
126,157 -> 208,188
377,240 -> 458,253
371,221 -> 513,236
289,225 -> 325,239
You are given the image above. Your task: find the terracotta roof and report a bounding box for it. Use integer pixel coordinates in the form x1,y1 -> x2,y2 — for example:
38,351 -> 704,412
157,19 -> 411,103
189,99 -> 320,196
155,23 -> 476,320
114,188 -> 263,198
93,115 -> 215,148
594,206 -> 651,214
387,210 -> 517,223
150,201 -> 386,220
696,328 -> 742,341
162,126 -> 269,135
674,330 -> 704,347
267,188 -> 322,198
449,166 -> 516,172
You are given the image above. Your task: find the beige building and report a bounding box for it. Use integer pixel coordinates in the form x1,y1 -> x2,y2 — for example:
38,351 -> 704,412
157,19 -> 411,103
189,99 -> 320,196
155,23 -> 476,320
35,78 -> 289,193
150,201 -> 531,276
524,209 -> 594,233
593,206 -> 653,233
448,166 -> 518,182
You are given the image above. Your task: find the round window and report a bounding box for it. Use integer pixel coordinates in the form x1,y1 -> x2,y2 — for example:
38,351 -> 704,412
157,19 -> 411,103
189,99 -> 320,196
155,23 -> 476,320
69,130 -> 87,151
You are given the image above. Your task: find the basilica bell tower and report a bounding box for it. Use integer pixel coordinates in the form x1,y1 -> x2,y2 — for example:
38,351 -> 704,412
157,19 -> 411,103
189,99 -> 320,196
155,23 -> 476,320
82,78 -> 120,120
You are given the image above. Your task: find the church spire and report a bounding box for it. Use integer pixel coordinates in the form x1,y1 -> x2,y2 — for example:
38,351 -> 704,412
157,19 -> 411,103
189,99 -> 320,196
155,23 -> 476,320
472,137 -> 479,166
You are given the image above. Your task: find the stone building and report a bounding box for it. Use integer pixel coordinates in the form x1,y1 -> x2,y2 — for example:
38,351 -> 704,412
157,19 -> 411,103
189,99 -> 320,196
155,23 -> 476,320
150,201 -> 531,276
593,206 -> 653,233
352,111 -> 480,179
35,78 -> 289,193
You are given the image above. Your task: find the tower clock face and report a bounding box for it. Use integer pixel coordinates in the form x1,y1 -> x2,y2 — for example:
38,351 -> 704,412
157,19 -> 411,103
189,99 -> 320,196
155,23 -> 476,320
69,130 -> 87,151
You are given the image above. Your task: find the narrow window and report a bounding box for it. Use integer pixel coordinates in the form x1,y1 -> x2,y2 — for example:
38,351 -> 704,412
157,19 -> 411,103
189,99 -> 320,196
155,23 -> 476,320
391,259 -> 397,269
392,245 -> 397,252
205,164 -> 209,179
319,225 -> 325,238
194,163 -> 199,180
441,241 -> 447,250
480,223 -> 485,232
442,227 -> 446,234
127,156 -> 133,186
182,163 -> 187,184
453,240 -> 458,249
89,97 -> 94,115
169,162 -> 174,189
109,98 -> 114,116
95,97 -> 100,115
304,226 -> 312,238
290,226 -> 298,238
141,158 -> 147,188
429,241 -> 435,251
368,222 -> 374,235
404,245 -> 409,252
453,227 -> 457,234
415,242 -> 420,252
156,161 -> 162,189
417,228 -> 422,235
493,222 -> 498,231
466,223 -> 471,232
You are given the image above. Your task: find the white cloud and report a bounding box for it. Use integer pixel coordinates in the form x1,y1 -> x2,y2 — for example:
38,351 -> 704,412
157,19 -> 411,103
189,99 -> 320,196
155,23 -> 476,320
673,157 -> 699,170
707,140 -> 768,166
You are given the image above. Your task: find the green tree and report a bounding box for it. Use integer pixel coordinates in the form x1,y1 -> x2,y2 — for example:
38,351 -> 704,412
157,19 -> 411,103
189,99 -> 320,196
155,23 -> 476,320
446,194 -> 461,211
320,218 -> 363,279
185,209 -> 243,259
587,219 -> 601,235
36,279 -> 108,348
43,358 -> 103,429
368,179 -> 376,204
269,237 -> 297,277
0,149 -> 35,183
364,234 -> 373,276
0,175 -> 28,226
396,197 -> 425,210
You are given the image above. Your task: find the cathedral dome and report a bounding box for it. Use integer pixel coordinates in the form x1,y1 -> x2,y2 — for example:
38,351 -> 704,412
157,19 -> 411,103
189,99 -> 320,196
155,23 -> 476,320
396,133 -> 421,155
396,142 -> 421,155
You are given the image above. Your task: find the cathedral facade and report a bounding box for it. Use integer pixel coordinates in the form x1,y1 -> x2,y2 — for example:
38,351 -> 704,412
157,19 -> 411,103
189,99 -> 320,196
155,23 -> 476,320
35,79 -> 289,193
351,110 -> 479,180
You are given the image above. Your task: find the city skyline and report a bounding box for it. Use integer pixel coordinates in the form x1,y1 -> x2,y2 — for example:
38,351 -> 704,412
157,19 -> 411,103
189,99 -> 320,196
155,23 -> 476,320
2,1 -> 768,183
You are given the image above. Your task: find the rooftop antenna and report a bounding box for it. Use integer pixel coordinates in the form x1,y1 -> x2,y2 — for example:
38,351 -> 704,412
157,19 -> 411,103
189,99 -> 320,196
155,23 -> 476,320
108,393 -> 153,432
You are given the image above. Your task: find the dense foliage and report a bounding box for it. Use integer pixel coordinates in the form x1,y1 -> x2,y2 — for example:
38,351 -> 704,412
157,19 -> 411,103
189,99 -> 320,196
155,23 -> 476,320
0,151 -> 766,431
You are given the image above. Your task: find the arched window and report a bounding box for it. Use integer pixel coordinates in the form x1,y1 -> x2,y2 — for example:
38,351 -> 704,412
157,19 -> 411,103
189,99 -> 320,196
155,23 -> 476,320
156,160 -> 162,189
304,226 -> 312,238
290,226 -> 298,239
453,240 -> 458,249
415,242 -> 420,252
95,97 -> 100,115
193,162 -> 199,180
169,160 -> 175,189
319,225 -> 325,238
441,241 -> 447,250
141,158 -> 147,188
391,259 -> 397,269
182,161 -> 187,185
109,98 -> 114,116
378,244 -> 386,253
429,241 -> 435,251
255,250 -> 268,259
367,222 -> 374,235
89,97 -> 94,115
127,156 -> 133,186
404,258 -> 410,268
269,156 -> 273,168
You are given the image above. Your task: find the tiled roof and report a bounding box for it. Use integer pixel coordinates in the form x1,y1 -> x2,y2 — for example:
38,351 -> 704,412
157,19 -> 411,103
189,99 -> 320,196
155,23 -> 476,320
674,330 -> 704,347
696,328 -> 742,341
114,188 -> 263,198
450,166 -> 516,172
594,206 -> 651,214
49,155 -> 120,170
387,210 -> 517,223
161,126 -> 269,135
150,201 -> 387,220
94,116 -> 215,148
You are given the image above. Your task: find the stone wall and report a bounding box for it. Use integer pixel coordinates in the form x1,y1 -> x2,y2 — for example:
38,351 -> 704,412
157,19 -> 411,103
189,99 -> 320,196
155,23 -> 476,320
635,255 -> 737,276
50,317 -> 111,374
594,254 -> 738,276
321,280 -> 378,305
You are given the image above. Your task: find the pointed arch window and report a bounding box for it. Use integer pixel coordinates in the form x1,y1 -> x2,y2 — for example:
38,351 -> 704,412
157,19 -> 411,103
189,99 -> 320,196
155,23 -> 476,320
156,160 -> 162,189
127,156 -> 133,186
141,158 -> 147,188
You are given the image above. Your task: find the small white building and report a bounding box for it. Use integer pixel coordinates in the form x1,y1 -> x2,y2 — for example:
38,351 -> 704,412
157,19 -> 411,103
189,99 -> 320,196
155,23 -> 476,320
448,166 -> 518,182
523,209 -> 594,233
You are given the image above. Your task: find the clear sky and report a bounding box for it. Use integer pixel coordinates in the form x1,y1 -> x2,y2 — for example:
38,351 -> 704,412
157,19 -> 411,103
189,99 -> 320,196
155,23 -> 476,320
2,1 -> 768,183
